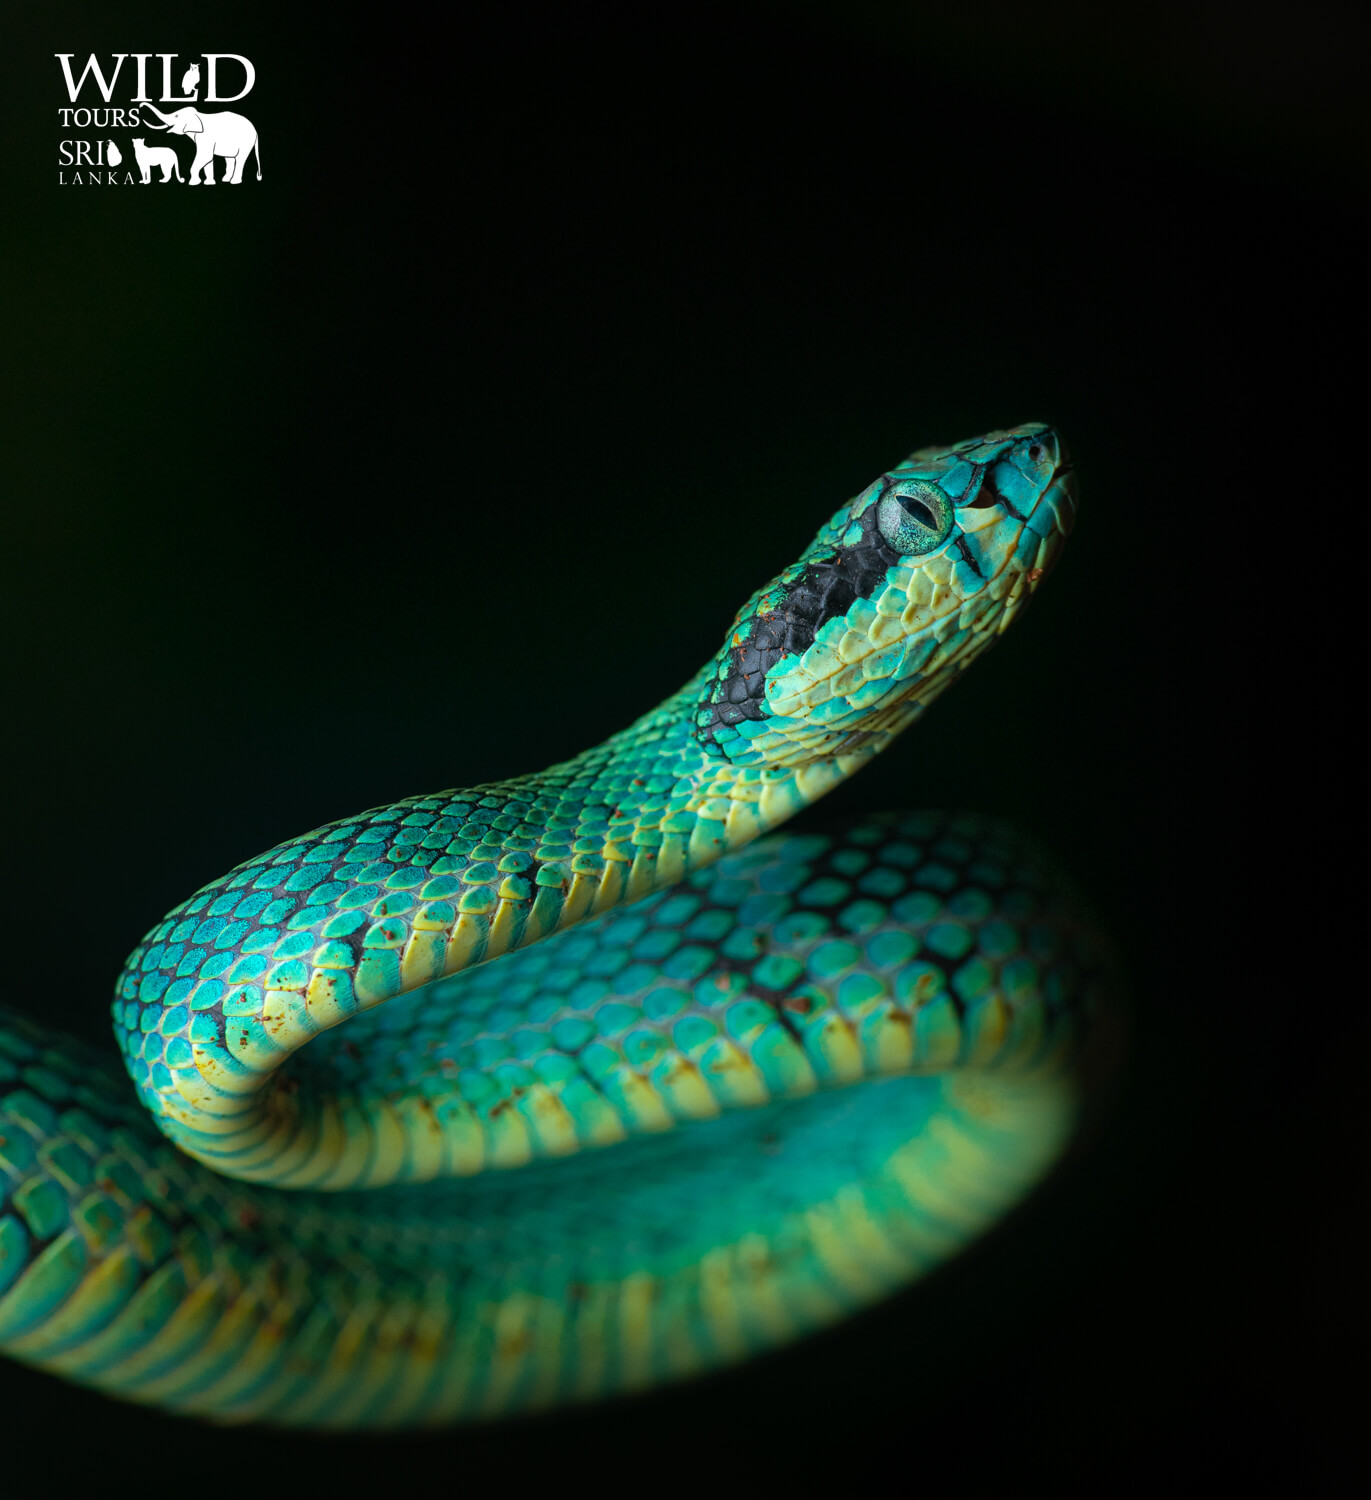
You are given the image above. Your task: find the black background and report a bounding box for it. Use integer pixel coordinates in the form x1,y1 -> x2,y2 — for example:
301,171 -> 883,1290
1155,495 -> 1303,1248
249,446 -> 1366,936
0,1 -> 1361,1488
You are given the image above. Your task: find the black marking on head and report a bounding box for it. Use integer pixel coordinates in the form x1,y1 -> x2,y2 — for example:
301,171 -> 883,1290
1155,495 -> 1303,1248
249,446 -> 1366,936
953,535 -> 985,578
696,499 -> 904,753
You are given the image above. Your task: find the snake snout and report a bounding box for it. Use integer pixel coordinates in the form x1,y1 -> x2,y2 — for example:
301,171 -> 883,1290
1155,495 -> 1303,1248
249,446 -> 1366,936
1017,425 -> 1077,540
1025,426 -> 1076,489
1024,426 -> 1061,470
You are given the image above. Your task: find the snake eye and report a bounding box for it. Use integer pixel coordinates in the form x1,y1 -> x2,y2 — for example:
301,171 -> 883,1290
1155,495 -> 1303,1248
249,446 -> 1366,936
876,479 -> 954,556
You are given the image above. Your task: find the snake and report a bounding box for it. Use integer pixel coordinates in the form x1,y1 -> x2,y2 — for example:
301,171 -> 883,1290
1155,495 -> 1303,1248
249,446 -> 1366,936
0,423 -> 1102,1428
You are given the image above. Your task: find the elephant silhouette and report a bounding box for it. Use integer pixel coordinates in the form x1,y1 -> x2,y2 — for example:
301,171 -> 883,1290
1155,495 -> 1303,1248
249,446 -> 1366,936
180,63 -> 200,100
139,103 -> 261,185
131,137 -> 183,184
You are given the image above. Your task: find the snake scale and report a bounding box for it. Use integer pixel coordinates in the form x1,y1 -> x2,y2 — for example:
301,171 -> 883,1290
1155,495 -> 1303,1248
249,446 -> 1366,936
0,424 -> 1103,1427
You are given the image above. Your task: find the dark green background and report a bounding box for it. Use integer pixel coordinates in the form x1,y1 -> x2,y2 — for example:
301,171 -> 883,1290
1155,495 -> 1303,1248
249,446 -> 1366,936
1,1 -> 1360,1487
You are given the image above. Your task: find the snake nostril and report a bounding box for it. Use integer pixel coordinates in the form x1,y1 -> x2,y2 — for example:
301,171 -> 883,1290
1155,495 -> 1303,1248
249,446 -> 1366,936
1029,444 -> 1042,460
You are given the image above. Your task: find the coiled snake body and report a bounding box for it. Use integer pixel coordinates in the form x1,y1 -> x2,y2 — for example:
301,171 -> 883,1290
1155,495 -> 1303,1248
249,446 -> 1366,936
0,425 -> 1099,1426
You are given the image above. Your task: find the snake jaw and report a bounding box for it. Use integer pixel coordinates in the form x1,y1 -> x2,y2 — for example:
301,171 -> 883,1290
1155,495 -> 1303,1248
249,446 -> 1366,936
694,424 -> 1075,769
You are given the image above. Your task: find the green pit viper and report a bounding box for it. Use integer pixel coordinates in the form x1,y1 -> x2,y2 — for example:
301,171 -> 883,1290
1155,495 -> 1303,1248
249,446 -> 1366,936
0,423 -> 1104,1427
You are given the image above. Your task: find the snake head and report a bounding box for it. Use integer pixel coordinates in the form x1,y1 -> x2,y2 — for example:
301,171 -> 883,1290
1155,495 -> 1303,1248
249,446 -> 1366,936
694,423 -> 1076,766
